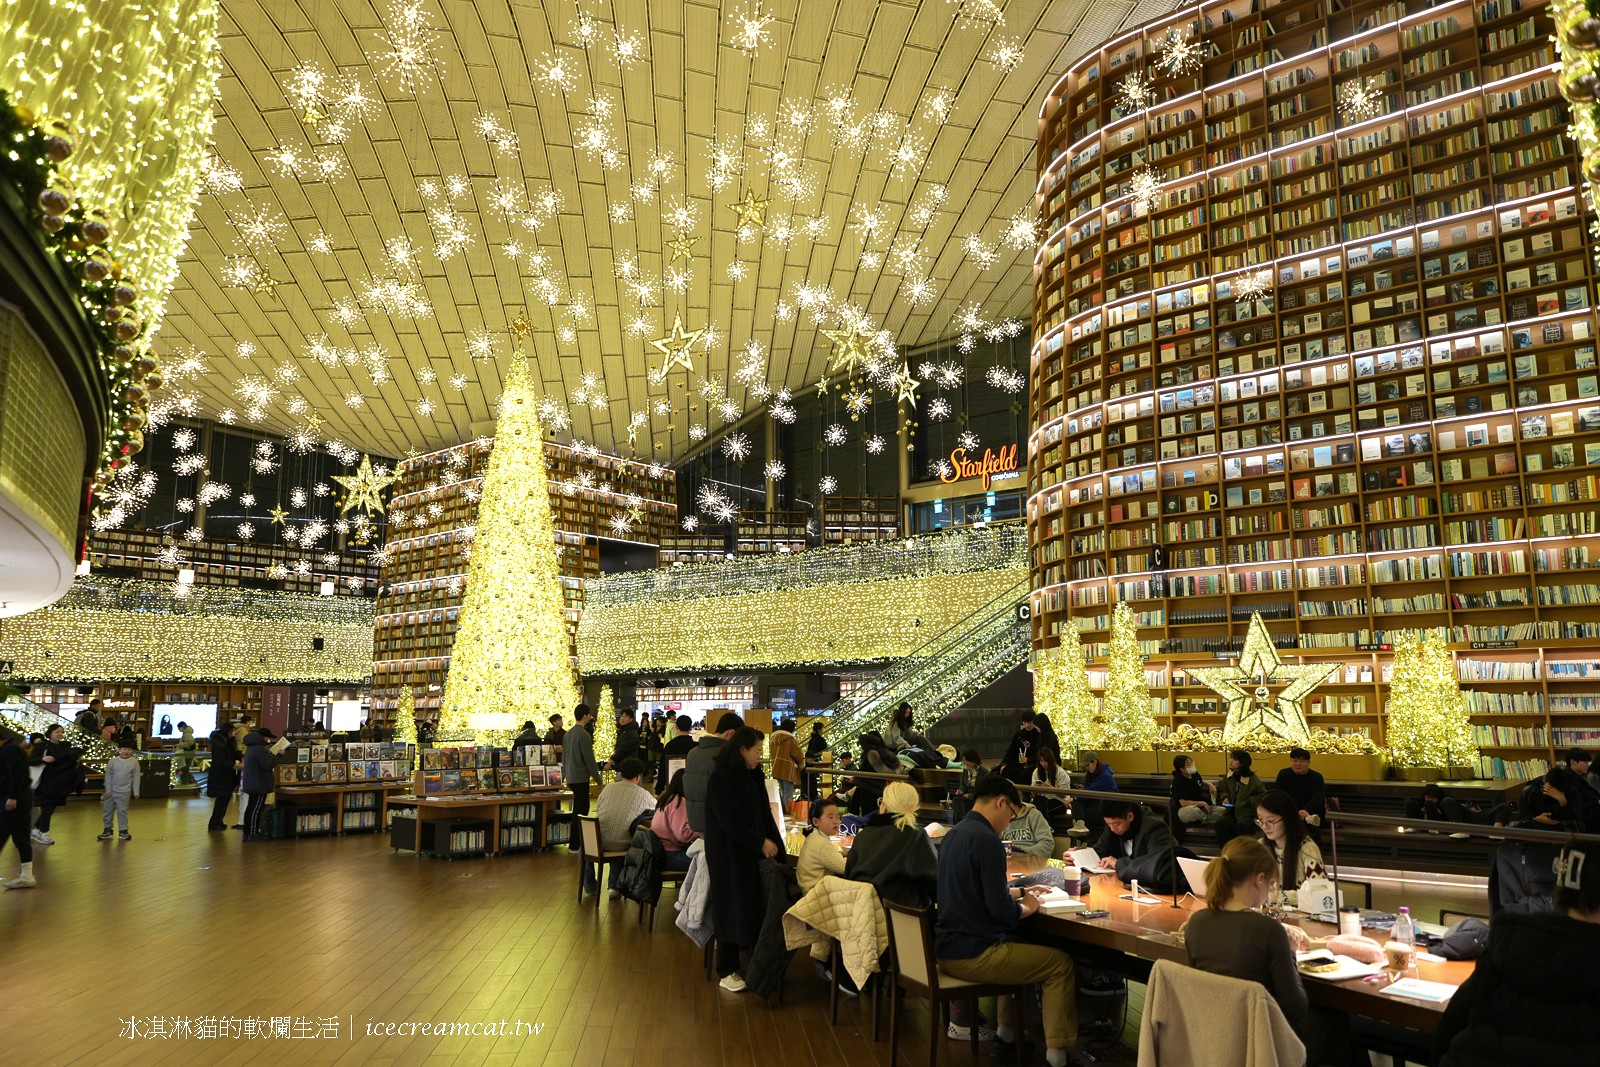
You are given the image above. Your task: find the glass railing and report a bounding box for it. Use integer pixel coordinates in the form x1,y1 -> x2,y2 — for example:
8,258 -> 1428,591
586,520 -> 1028,607
0,696 -> 118,760
824,571 -> 1033,744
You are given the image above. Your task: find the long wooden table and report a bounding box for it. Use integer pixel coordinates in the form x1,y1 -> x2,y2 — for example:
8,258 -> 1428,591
1010,858 -> 1473,1032
386,790 -> 572,855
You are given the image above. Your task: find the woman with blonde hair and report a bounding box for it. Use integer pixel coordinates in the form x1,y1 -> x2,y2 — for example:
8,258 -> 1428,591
844,780 -> 936,907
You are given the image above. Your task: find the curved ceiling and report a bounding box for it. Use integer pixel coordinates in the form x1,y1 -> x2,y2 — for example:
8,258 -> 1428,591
156,0 -> 1171,463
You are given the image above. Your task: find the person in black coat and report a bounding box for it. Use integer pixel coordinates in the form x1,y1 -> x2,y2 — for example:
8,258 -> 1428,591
29,725 -> 79,843
1091,798 -> 1178,892
611,708 -> 641,767
998,712 -> 1044,785
702,726 -> 782,992
1434,843 -> 1600,1066
239,729 -> 277,841
0,727 -> 35,888
657,714 -> 697,786
207,724 -> 242,831
511,721 -> 542,751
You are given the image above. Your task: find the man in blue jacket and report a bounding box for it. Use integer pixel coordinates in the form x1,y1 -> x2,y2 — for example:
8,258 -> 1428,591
936,776 -> 1079,1065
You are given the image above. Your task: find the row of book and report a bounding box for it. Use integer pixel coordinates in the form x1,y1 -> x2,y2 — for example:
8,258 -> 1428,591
277,762 -> 408,784
418,766 -> 566,794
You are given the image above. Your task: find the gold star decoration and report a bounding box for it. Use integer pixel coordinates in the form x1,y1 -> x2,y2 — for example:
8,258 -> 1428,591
509,314 -> 532,349
332,454 -> 400,515
732,188 -> 768,229
666,231 -> 698,264
302,412 -> 325,436
893,366 -> 920,409
821,322 -> 873,375
648,314 -> 703,375
269,505 -> 289,526
1187,613 -> 1340,747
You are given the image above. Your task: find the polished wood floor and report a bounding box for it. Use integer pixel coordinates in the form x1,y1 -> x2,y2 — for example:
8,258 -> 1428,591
2,797 -> 1003,1067
5,798 -> 1486,1066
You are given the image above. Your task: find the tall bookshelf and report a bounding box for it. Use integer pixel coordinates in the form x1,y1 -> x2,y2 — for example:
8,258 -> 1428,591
1029,0 -> 1600,775
370,440 -> 676,720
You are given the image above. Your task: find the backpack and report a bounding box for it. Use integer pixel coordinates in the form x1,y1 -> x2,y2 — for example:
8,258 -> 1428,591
617,823 -> 664,905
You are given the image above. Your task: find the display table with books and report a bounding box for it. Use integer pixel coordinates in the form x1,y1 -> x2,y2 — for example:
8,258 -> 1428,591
272,782 -> 411,837
386,789 -> 574,857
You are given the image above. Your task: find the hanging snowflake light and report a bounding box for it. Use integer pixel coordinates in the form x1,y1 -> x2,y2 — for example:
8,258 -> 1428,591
1117,71 -> 1157,114
1339,76 -> 1385,123
930,458 -> 956,480
729,5 -> 775,54
682,515 -> 701,532
1001,207 -> 1044,250
823,423 -> 848,447
376,0 -> 445,95
1234,268 -> 1273,306
236,522 -> 256,540
722,432 -> 752,460
927,397 -> 953,420
609,513 -> 635,536
986,36 -> 1025,72
865,435 -> 888,454
819,475 -> 839,494
957,430 -> 981,451
764,459 -> 787,480
1156,27 -> 1204,78
771,402 -> 797,424
1129,166 -> 1163,215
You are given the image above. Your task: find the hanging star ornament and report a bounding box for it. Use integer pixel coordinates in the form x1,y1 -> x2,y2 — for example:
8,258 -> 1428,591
269,505 -> 289,526
1187,613 -> 1340,747
649,314 -> 704,375
666,230 -> 698,264
821,322 -> 874,375
332,454 -> 400,515
893,366 -> 920,409
732,188 -> 768,229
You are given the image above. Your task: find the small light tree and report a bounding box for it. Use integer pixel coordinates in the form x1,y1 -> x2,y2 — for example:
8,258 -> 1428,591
1385,630 -> 1480,770
1033,622 -> 1102,762
1100,602 -> 1160,750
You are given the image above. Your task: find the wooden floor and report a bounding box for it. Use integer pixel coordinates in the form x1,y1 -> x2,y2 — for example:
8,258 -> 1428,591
4,797 -> 1488,1066
1,796 -> 1011,1067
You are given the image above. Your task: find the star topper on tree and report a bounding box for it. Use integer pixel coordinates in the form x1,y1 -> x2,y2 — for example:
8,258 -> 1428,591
1188,613 -> 1339,747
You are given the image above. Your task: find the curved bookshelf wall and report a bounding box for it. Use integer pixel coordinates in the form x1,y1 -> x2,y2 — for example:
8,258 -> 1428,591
1027,0 -> 1600,774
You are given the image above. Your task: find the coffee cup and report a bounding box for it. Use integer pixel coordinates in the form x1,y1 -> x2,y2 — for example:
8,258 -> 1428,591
1383,941 -> 1415,976
1062,865 -> 1081,894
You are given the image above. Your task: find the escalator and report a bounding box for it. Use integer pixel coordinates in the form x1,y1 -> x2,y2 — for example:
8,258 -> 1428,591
820,572 -> 1033,746
0,695 -> 117,760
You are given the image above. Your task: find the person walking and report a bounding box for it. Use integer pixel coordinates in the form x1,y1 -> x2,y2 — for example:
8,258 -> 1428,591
0,728 -> 36,889
239,727 -> 277,841
30,725 -> 79,844
207,721 -> 241,831
768,716 -> 805,811
703,726 -> 783,992
98,742 -> 140,841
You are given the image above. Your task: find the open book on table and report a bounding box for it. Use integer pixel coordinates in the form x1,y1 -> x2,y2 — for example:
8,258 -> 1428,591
1066,846 -> 1116,872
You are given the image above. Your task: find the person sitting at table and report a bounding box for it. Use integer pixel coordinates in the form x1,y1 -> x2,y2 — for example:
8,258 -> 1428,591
999,789 -> 1058,859
1081,753 -> 1117,792
797,796 -> 847,893
1089,798 -> 1177,892
1256,790 -> 1324,906
1433,842 -> 1600,1066
657,714 -> 697,788
1216,748 -> 1265,844
845,781 -> 937,908
1185,838 -> 1351,1065
1273,747 -> 1327,827
936,775 -> 1079,1066
650,769 -> 698,873
594,758 -> 656,898
1514,764 -> 1587,833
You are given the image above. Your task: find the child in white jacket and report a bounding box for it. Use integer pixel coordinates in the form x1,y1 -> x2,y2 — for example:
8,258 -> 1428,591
98,744 -> 140,841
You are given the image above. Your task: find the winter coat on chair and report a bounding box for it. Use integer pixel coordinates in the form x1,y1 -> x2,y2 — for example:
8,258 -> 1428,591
744,858 -> 803,999
207,728 -> 241,798
240,731 -> 276,793
31,739 -> 81,807
703,761 -> 783,948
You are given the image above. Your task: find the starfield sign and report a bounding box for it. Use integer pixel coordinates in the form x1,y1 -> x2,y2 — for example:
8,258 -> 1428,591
940,443 -> 1020,490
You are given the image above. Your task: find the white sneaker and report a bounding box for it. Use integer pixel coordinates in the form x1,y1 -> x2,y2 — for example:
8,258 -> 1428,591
947,1022 -> 996,1041
718,973 -> 747,992
607,889 -> 621,900
30,829 -> 48,844
4,873 -> 37,889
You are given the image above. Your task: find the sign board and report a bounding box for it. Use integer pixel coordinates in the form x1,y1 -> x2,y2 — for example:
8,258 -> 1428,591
1015,602 -> 1032,622
939,443 -> 1020,490
1470,640 -> 1520,649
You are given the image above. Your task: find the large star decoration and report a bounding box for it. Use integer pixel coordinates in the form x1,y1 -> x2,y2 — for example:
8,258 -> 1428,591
892,366 -> 920,409
333,454 -> 399,515
648,314 -> 703,375
822,323 -> 873,375
732,188 -> 768,229
1187,613 -> 1339,746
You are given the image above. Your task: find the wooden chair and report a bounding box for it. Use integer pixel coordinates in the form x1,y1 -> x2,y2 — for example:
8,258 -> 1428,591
639,866 -> 687,930
1440,908 -> 1489,925
883,900 -> 1025,1067
574,815 -> 627,906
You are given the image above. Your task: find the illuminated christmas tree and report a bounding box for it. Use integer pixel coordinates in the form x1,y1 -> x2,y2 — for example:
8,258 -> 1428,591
437,357 -> 578,735
394,684 -> 418,750
1385,630 -> 1480,769
595,683 -> 617,785
1033,622 -> 1102,762
1100,602 -> 1160,750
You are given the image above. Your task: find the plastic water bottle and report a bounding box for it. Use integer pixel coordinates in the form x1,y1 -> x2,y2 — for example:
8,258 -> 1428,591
1393,907 -> 1418,978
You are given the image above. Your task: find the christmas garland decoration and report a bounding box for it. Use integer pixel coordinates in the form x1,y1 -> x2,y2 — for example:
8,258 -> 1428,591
0,89 -> 160,483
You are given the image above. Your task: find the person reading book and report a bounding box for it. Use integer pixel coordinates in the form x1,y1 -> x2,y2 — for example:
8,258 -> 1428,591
1087,799 -> 1176,893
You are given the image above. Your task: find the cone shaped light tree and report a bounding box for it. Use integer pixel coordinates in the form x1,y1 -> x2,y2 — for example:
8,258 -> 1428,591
595,683 -> 617,784
395,684 -> 418,749
437,357 -> 578,735
1100,602 -> 1160,750
1033,622 -> 1102,762
1385,630 -> 1480,769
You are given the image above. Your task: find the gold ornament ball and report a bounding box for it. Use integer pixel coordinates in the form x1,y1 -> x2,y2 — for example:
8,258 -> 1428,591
37,188 -> 71,215
134,355 -> 157,376
124,383 -> 145,403
123,429 -> 144,454
40,213 -> 65,233
112,318 -> 140,342
79,258 -> 109,283
143,369 -> 163,391
82,217 -> 110,245
13,103 -> 36,124
112,284 -> 138,307
43,133 -> 73,163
